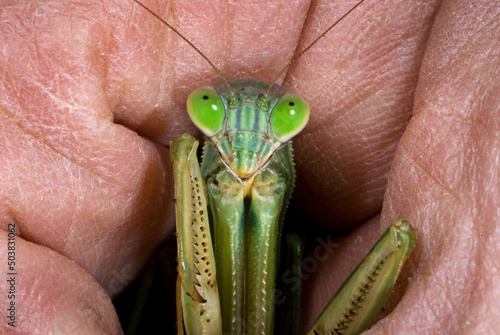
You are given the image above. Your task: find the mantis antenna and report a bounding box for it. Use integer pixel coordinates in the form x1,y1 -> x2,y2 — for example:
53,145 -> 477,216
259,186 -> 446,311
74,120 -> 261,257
265,0 -> 367,96
133,0 -> 368,100
132,0 -> 235,97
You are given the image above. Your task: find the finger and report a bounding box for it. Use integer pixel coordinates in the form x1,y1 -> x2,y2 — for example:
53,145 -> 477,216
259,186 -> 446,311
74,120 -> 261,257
0,0 -> 172,296
0,229 -> 122,334
373,0 -> 500,332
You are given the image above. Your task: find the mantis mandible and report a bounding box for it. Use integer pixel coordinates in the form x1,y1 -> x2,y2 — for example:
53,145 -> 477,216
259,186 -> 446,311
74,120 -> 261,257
133,0 -> 417,334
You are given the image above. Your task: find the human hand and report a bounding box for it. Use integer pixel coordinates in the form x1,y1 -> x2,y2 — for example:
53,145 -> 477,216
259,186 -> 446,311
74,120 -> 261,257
1,0 -> 498,334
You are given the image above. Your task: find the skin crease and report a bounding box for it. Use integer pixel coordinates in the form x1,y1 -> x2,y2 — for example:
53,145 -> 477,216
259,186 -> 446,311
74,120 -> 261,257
0,0 -> 498,334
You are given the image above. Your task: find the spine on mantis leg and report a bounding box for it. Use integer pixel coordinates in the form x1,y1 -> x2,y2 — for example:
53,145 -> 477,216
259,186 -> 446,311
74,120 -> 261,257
308,218 -> 417,335
171,134 -> 223,335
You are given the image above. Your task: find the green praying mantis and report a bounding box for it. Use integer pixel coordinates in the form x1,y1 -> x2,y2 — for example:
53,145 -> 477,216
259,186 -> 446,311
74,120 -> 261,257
133,0 -> 417,334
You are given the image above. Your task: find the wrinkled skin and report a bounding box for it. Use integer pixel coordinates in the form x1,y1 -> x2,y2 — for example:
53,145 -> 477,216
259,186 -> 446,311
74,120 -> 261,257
0,0 -> 498,333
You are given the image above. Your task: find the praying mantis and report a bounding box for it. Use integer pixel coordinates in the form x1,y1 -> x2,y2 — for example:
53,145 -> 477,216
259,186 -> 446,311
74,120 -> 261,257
132,0 -> 417,334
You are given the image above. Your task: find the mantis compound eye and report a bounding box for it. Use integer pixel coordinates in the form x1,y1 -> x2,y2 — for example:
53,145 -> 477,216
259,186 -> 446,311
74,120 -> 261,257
270,93 -> 310,142
187,86 -> 225,136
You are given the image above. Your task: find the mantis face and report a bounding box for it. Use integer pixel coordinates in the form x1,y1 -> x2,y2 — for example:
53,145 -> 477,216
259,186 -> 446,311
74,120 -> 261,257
187,79 -> 309,180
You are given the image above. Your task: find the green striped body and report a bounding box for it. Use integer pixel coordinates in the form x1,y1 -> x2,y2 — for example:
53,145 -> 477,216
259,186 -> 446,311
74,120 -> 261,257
198,79 -> 296,334
174,78 -> 308,334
